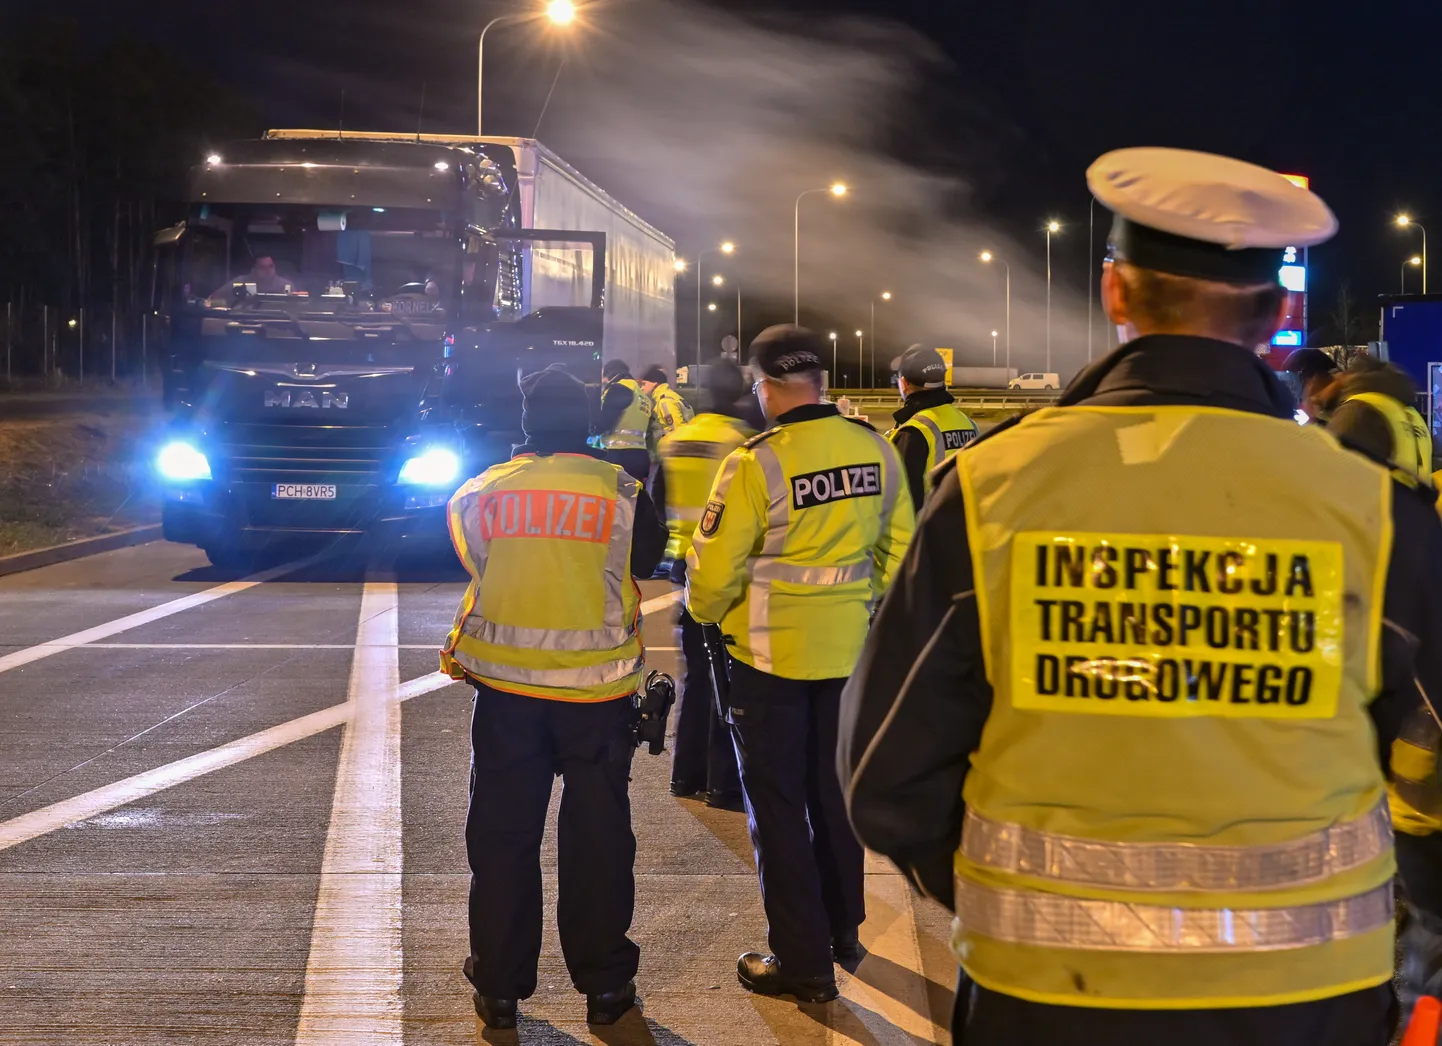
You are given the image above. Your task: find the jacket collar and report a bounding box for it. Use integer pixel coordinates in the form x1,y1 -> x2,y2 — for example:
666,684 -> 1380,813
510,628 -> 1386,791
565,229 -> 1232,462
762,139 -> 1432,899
775,402 -> 841,425
512,439 -> 601,459
1061,334 -> 1295,419
892,386 -> 956,426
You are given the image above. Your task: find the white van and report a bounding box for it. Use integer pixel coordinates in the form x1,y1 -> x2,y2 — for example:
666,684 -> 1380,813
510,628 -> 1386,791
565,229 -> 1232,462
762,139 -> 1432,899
1008,372 -> 1061,390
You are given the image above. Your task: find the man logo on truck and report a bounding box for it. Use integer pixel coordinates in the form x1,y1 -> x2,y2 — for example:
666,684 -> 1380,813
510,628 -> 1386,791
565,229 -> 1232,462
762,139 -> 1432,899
264,390 -> 349,409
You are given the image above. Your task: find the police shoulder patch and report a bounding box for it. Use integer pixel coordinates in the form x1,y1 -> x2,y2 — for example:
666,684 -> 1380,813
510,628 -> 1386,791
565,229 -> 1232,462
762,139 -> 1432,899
741,427 -> 782,450
699,499 -> 726,536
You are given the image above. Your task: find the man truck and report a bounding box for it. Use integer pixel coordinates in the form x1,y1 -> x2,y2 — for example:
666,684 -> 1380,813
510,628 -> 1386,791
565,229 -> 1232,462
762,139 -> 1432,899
150,130 -> 676,567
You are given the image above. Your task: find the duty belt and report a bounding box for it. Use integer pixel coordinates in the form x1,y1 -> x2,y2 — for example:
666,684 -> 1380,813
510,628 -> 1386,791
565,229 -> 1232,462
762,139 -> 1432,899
956,879 -> 1394,953
961,799 -> 1392,892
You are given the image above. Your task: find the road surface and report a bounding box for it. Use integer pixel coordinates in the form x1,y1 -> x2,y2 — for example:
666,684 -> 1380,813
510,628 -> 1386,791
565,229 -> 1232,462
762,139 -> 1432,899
0,541 -> 958,1045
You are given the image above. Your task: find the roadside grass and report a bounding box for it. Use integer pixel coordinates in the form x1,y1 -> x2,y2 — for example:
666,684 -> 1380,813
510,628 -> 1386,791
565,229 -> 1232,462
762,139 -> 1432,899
0,408 -> 160,556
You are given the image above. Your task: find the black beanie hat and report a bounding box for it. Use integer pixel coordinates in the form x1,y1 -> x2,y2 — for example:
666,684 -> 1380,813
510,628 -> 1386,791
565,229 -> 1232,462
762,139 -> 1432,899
640,364 -> 668,385
602,359 -> 631,382
749,325 -> 825,378
520,365 -> 592,440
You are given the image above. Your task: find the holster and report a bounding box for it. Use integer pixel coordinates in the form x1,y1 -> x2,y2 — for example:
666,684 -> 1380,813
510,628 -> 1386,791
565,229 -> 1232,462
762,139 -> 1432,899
701,623 -> 731,722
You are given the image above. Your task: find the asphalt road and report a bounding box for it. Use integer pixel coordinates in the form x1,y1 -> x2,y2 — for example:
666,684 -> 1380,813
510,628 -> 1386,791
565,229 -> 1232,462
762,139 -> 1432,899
0,541 -> 958,1045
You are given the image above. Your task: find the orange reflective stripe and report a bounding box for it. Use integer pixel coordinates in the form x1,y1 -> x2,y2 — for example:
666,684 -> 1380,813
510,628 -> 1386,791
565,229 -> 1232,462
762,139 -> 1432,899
475,490 -> 615,544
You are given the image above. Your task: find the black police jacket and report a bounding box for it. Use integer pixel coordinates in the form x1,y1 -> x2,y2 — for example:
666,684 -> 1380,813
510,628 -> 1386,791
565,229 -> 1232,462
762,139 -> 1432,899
838,334 -> 1442,909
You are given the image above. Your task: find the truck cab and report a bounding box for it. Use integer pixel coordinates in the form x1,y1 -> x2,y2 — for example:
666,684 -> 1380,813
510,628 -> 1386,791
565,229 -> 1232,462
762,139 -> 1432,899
150,133 -> 666,567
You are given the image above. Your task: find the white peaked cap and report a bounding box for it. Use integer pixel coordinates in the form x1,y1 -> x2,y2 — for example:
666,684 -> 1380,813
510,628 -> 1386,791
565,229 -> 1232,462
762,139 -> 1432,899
1088,147 -> 1337,252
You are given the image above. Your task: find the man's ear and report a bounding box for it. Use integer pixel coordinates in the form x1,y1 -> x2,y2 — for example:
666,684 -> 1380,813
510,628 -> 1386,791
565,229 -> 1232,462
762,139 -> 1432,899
1101,261 -> 1127,327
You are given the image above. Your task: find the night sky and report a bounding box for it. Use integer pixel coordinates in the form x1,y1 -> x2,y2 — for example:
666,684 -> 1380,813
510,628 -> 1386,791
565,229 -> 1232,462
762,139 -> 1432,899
12,0 -> 1442,362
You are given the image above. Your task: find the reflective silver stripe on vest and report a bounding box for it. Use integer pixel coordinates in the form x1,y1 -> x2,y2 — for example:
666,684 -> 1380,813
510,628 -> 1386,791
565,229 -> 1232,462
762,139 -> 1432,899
961,799 -> 1393,893
751,559 -> 873,585
605,471 -> 640,630
956,878 -> 1393,953
911,413 -> 948,469
867,426 -> 901,562
462,617 -> 635,651
748,441 -> 792,673
458,651 -> 643,691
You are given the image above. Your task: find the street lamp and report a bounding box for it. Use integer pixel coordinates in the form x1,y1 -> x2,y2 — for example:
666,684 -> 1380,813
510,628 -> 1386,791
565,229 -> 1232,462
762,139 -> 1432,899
828,331 -> 839,387
478,1 -> 577,135
794,184 -> 848,324
673,258 -> 688,273
870,291 -> 891,388
1397,215 -> 1428,293
991,330 -> 999,364
712,274 -> 724,286
1404,255 -> 1423,293
1044,220 -> 1061,373
980,251 -> 1011,375
855,330 -> 864,388
695,241 -> 736,368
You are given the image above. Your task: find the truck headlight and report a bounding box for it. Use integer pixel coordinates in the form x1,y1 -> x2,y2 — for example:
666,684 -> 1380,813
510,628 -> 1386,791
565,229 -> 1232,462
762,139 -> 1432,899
156,441 -> 212,482
398,447 -> 461,487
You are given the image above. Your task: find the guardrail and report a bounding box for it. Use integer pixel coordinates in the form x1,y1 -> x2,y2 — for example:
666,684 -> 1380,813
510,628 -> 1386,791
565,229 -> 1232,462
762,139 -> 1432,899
834,388 -> 1061,413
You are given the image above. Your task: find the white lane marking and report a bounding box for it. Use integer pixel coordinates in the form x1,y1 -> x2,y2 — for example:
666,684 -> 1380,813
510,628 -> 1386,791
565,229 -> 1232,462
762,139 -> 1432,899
640,590 -> 680,615
295,581 -> 404,1044
829,856 -> 941,1045
0,703 -> 351,852
0,559 -> 307,676
0,671 -> 461,855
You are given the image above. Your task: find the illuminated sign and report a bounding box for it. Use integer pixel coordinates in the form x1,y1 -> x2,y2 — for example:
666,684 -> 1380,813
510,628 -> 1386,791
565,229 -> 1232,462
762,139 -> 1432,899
1280,265 -> 1307,293
1273,330 -> 1303,347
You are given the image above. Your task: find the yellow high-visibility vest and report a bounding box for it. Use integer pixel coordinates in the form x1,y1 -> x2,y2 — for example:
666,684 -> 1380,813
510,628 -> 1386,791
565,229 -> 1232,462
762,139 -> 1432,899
601,378 -> 654,453
657,413 -> 755,561
442,452 -> 644,702
954,404 -> 1395,1009
651,383 -> 694,437
1345,391 -> 1432,488
888,401 -> 979,494
685,411 -> 915,680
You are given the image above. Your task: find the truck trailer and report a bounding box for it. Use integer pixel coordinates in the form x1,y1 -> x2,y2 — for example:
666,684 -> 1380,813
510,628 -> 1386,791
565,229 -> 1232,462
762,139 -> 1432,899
151,131 -> 676,567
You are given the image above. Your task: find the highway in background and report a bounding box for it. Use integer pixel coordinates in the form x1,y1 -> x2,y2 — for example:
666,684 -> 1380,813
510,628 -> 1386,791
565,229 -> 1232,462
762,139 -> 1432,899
0,542 -> 957,1045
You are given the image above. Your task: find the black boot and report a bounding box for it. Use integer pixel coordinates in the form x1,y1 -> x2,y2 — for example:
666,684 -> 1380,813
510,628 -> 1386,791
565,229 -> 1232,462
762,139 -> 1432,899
471,992 -> 518,1030
736,952 -> 838,1003
704,789 -> 745,811
832,930 -> 865,971
586,980 -> 639,1025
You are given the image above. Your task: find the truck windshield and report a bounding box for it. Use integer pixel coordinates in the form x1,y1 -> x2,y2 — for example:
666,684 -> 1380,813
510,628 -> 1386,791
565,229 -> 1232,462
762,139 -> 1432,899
180,203 -> 458,324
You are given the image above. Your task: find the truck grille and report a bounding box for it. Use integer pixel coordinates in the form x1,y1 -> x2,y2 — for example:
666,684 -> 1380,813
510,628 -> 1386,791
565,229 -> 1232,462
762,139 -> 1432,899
215,421 -> 393,481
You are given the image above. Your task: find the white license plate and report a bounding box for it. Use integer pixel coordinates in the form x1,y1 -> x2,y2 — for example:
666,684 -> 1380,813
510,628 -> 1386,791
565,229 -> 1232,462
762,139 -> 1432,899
272,483 -> 338,500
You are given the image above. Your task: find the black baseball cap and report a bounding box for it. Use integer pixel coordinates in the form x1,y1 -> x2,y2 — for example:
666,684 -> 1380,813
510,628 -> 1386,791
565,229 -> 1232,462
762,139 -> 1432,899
749,325 -> 825,379
898,345 -> 947,388
1283,348 -> 1338,381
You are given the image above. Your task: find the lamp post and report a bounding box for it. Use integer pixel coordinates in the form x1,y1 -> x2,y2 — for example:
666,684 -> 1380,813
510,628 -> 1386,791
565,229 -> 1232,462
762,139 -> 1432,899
980,251 -> 1011,376
711,274 -> 742,354
1087,196 -> 1098,363
991,330 -> 999,365
870,291 -> 891,388
478,2 -> 576,135
1044,220 -> 1061,373
855,330 -> 864,388
828,331 -> 838,388
694,241 -> 735,367
1404,255 -> 1423,293
1397,215 -> 1428,293
794,184 -> 847,324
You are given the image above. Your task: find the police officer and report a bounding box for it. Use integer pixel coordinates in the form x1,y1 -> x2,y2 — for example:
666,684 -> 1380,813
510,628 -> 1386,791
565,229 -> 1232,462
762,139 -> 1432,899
639,365 -> 694,446
840,148 -> 1442,1046
443,365 -> 667,1030
888,344 -> 978,510
652,361 -> 755,808
686,325 -> 915,1003
1281,346 -> 1341,422
1324,355 -> 1433,487
596,359 -> 654,481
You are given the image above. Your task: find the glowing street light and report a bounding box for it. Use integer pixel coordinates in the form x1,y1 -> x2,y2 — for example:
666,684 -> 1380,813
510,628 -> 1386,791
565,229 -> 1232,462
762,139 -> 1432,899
1404,254 -> 1424,293
991,330 -> 999,363
707,303 -> 717,312
712,274 -> 724,286
980,251 -> 1011,374
869,292 -> 892,387
794,185 -> 849,323
1044,220 -> 1062,372
1396,214 -> 1428,293
479,1 -> 578,135
673,258 -> 688,273
695,241 -> 738,366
